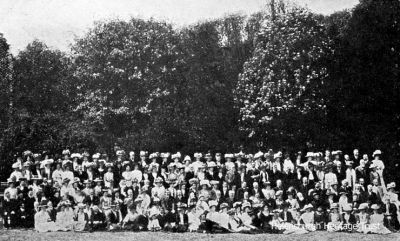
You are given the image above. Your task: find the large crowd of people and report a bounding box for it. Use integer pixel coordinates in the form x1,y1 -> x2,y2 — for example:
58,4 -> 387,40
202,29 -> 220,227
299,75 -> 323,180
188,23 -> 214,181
2,148 -> 399,234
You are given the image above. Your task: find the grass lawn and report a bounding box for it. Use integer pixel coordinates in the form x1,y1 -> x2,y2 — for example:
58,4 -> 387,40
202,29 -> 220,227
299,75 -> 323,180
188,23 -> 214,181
0,230 -> 399,241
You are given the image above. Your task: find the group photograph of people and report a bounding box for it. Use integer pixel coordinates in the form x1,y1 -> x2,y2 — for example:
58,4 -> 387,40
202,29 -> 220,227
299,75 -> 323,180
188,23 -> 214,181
2,148 -> 399,235
1,0 -> 400,241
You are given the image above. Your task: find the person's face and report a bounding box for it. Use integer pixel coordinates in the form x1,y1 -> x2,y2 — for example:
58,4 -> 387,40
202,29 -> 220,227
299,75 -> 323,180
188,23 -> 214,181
373,179 -> 378,186
360,179 -> 365,185
354,149 -> 359,156
229,192 -> 234,199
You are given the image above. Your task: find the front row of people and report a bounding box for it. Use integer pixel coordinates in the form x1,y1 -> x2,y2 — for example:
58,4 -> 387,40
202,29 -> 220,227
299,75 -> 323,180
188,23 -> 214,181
32,197 -> 396,234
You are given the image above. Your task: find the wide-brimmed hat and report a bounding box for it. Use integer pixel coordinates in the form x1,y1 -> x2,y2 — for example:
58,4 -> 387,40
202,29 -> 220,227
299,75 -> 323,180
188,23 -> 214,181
208,200 -> 218,208
224,153 -> 234,159
194,152 -> 203,159
233,202 -> 242,208
358,203 -> 368,211
227,209 -> 236,215
330,203 -> 339,210
189,178 -> 199,185
343,205 -> 352,212
38,200 -> 48,208
12,162 -> 20,169
200,180 -> 210,187
372,150 -> 382,157
254,151 -> 263,159
387,182 -> 396,190
301,204 -> 313,211
371,204 -> 380,210
220,203 -> 229,209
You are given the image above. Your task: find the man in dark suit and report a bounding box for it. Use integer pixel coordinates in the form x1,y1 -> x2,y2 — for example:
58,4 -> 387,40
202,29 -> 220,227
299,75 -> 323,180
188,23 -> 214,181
279,202 -> 294,223
174,205 -> 188,232
83,189 -> 100,206
334,162 -> 346,184
298,177 -> 312,201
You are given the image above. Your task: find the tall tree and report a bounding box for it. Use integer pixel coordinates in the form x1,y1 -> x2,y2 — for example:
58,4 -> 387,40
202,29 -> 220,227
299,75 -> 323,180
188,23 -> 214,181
235,7 -> 332,150
326,0 -> 400,166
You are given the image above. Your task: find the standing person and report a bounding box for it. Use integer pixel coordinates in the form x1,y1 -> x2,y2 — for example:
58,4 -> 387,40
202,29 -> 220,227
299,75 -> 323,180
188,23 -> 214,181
345,161 -> 356,190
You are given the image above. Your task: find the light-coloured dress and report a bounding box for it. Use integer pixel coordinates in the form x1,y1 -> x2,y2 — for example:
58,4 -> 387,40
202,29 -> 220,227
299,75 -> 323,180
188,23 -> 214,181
34,211 -> 59,232
368,213 -> 391,234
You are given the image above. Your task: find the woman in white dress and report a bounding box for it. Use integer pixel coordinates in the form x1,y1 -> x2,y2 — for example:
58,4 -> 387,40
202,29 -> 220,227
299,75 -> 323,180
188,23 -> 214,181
34,200 -> 59,232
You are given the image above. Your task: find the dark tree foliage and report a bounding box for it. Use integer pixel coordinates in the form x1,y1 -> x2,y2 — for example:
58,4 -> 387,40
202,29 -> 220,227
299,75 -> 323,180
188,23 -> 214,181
0,0 -> 399,182
324,0 -> 400,167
